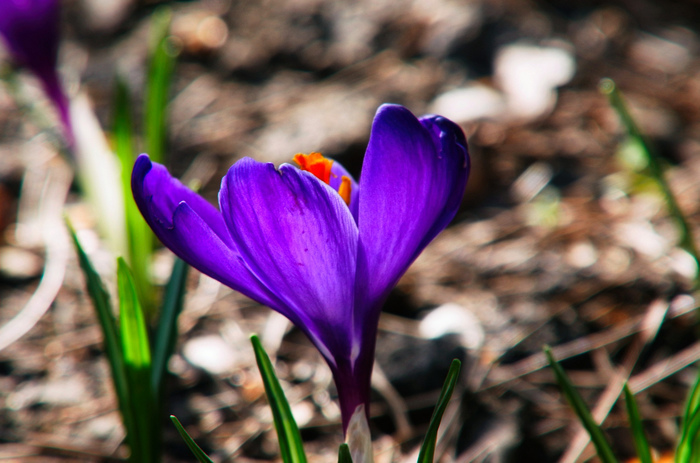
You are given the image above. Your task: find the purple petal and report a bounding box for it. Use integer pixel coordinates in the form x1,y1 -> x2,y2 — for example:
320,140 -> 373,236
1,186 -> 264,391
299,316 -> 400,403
356,104 -> 469,311
0,0 -> 60,71
219,158 -> 359,362
329,159 -> 360,221
0,0 -> 72,143
330,339 -> 375,433
131,155 -> 278,308
40,69 -> 73,144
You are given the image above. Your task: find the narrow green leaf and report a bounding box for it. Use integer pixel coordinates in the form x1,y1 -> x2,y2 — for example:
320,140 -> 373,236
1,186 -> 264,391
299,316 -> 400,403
67,220 -> 119,367
545,347 -> 619,463
67,221 -> 138,461
338,443 -> 353,463
117,258 -> 156,463
677,368 -> 700,463
144,7 -> 178,165
417,359 -> 461,463
692,434 -> 700,463
623,383 -> 652,463
677,408 -> 700,463
600,78 -> 700,287
118,258 -> 152,369
170,415 -> 216,463
114,76 -> 155,317
251,334 -> 307,463
151,258 -> 189,401
681,368 -> 700,435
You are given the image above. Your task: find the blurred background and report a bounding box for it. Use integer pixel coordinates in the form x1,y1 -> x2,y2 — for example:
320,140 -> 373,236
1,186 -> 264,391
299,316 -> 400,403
2,0 -> 700,461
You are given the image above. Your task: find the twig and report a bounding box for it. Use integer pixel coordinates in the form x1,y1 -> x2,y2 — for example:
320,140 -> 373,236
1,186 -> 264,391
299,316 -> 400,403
0,155 -> 72,352
558,299 -> 667,463
484,298 -> 694,389
372,362 -> 413,442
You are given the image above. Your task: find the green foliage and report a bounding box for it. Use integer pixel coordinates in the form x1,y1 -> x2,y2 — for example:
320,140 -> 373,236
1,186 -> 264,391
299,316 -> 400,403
676,368 -> 700,463
545,347 -> 619,463
114,76 -> 154,316
337,443 -> 353,463
71,225 -> 189,462
600,77 -> 699,287
145,7 -> 178,165
151,258 -> 189,403
117,258 -> 157,462
170,415 -> 216,463
417,359 -> 461,463
67,221 -> 136,458
251,335 -> 308,463
623,383 -> 653,463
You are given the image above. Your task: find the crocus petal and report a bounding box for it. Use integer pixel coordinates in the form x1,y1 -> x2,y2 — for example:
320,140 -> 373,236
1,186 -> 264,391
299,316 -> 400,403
329,160 -> 360,220
219,158 -> 359,363
40,69 -> 73,144
131,104 -> 470,438
356,104 -> 469,311
0,0 -> 60,70
131,155 -> 279,308
0,0 -> 72,140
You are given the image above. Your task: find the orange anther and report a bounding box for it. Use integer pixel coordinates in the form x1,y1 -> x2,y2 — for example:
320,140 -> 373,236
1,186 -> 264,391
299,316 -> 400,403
338,176 -> 352,206
293,152 -> 352,207
293,152 -> 333,184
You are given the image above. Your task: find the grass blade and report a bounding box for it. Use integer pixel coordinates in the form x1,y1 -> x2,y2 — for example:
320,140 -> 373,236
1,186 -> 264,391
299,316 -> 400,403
251,334 -> 307,463
545,346 -> 619,463
677,408 -> 700,463
600,78 -> 700,286
144,7 -> 178,165
67,221 -> 139,456
417,359 -> 461,463
151,258 -> 188,402
623,383 -> 653,463
676,367 -> 700,463
117,258 -> 156,463
338,443 -> 353,463
170,415 -> 216,463
114,75 -> 154,317
682,367 -> 700,435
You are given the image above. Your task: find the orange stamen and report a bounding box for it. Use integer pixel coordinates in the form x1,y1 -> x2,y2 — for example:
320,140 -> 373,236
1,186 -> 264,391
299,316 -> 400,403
338,176 -> 352,206
293,152 -> 353,207
293,152 -> 333,184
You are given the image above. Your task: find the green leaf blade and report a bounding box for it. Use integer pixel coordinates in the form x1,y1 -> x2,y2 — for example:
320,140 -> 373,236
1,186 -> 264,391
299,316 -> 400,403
144,7 -> 178,166
600,78 -> 700,287
118,258 -> 152,369
677,367 -> 700,463
151,258 -> 188,404
170,415 -> 216,463
251,334 -> 307,463
623,383 -> 653,463
114,76 -> 155,317
67,222 -> 139,462
117,258 -> 156,463
545,347 -> 619,463
417,359 -> 461,463
338,443 -> 353,463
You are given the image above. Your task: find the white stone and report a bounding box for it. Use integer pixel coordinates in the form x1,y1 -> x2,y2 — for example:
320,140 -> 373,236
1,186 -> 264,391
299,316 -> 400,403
495,43 -> 575,120
183,335 -> 238,375
429,85 -> 506,123
419,302 -> 485,349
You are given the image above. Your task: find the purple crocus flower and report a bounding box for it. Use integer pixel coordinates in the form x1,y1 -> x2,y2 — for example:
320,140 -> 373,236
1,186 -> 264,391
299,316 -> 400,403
132,104 -> 469,432
0,0 -> 72,143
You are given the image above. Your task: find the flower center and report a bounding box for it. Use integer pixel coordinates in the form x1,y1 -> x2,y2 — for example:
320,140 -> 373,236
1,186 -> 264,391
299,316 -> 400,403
294,152 -> 352,206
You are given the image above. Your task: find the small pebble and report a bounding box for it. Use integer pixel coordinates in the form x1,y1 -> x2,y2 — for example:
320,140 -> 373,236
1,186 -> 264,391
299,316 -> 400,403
0,246 -> 43,280
183,335 -> 238,375
419,302 -> 485,350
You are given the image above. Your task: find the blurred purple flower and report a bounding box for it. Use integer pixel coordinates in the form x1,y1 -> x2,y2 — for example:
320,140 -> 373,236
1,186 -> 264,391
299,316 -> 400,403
132,104 -> 469,432
0,0 -> 72,143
